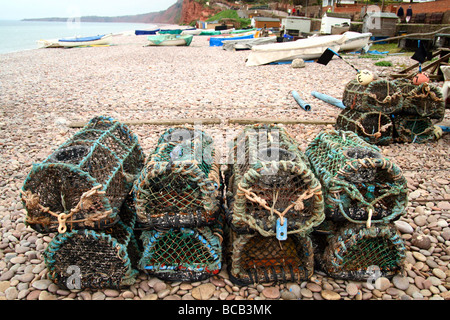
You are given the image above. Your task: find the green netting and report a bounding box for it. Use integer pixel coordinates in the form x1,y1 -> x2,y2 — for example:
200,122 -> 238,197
313,222 -> 406,280
305,129 -> 408,224
21,116 -> 145,233
342,79 -> 403,114
335,108 -> 394,145
44,198 -> 140,289
224,124 -> 324,237
133,127 -> 221,229
394,115 -> 438,144
139,225 -> 223,282
226,228 -> 314,285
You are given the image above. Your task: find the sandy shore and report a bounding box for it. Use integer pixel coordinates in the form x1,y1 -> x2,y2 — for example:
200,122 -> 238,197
0,33 -> 449,301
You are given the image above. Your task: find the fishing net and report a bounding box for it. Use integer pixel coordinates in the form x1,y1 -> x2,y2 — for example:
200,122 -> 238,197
305,130 -> 408,225
133,127 -> 221,229
400,82 -> 445,121
139,224 -> 223,282
44,197 -> 140,289
225,228 -> 314,285
224,124 -> 324,238
335,108 -> 394,145
342,79 -> 403,114
394,116 -> 438,144
313,222 -> 406,280
21,116 -> 145,234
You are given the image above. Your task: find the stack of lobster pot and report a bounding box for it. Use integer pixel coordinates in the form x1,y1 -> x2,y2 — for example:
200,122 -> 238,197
223,124 -> 325,285
305,129 -> 408,281
22,116 -> 145,289
337,78 -> 445,145
133,127 -> 223,282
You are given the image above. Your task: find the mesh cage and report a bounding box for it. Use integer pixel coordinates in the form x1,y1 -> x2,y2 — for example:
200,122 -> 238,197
21,116 -> 145,234
138,225 -> 223,282
400,82 -> 445,121
305,130 -> 408,224
225,124 -> 324,237
44,198 -> 140,289
226,228 -> 314,285
342,79 -> 403,114
313,222 -> 406,281
133,127 -> 221,229
394,116 -> 437,144
335,108 -> 394,145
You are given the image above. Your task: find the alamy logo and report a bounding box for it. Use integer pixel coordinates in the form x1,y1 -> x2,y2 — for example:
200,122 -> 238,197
66,6 -> 81,30
66,265 -> 81,290
365,5 -> 381,31
366,265 -> 382,288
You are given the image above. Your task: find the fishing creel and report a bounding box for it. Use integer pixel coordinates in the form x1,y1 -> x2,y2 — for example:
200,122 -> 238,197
393,115 -> 438,144
133,127 -> 221,229
312,222 -> 406,280
44,197 -> 141,289
305,129 -> 408,225
225,228 -> 314,285
21,116 -> 145,233
394,80 -> 445,121
342,79 -> 403,114
138,224 -> 223,282
224,124 -> 324,238
335,107 -> 394,145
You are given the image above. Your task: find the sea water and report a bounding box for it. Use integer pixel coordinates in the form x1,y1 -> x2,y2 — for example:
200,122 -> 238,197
0,20 -> 159,54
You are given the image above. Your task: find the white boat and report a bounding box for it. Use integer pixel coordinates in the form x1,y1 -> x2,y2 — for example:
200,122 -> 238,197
37,39 -> 62,48
58,34 -> 113,47
38,34 -> 113,48
222,36 -> 277,51
245,31 -> 371,67
339,31 -> 372,52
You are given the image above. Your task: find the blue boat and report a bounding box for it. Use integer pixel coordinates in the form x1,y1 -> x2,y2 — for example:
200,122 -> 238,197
135,29 -> 160,35
209,34 -> 255,47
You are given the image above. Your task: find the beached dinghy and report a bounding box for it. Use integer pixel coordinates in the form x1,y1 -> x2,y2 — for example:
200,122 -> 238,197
57,34 -> 113,47
338,31 -> 372,51
222,36 -> 277,51
245,31 -> 371,66
135,28 -> 160,35
147,34 -> 193,46
37,34 -> 113,48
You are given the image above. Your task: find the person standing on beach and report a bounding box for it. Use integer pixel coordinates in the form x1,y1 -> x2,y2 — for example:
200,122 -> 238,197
406,5 -> 413,23
397,6 -> 404,22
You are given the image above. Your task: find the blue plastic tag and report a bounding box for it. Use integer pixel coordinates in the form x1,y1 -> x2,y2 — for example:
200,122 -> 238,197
276,217 -> 287,241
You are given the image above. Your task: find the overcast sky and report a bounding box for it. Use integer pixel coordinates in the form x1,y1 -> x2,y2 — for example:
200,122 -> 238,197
0,0 -> 178,20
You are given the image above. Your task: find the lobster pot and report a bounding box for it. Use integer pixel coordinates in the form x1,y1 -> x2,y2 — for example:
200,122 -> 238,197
342,79 -> 403,114
313,222 -> 406,280
21,116 -> 145,233
401,83 -> 445,121
394,116 -> 437,144
139,226 -> 223,282
226,229 -> 314,285
305,130 -> 408,225
335,108 -> 394,145
342,79 -> 366,109
44,199 -> 140,289
134,127 -> 221,229
225,124 -> 324,237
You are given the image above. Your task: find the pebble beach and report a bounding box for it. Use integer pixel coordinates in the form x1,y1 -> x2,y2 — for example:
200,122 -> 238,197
0,33 -> 449,301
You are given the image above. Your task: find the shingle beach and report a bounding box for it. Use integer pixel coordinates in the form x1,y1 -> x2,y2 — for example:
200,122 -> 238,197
0,33 -> 449,301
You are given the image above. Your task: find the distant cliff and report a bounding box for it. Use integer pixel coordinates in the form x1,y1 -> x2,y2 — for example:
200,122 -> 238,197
23,0 -> 221,25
